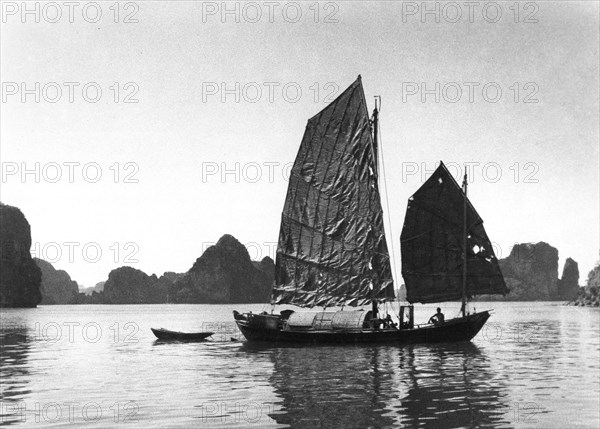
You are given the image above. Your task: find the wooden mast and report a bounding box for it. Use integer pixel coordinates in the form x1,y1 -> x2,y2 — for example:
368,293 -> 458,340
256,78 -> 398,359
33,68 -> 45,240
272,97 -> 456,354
461,170 -> 468,317
371,98 -> 380,324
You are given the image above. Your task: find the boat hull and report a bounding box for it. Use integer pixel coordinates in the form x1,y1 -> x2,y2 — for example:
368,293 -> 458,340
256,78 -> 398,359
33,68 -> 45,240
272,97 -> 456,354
151,328 -> 214,341
235,311 -> 490,344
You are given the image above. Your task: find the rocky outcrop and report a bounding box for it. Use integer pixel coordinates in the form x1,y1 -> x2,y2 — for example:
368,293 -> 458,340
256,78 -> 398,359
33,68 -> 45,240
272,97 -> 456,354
557,258 -> 580,301
75,235 -> 272,304
88,269 -> 183,304
102,267 -> 168,304
588,263 -> 600,290
170,234 -> 272,303
497,242 -> 559,300
0,203 -> 42,307
478,242 -> 580,301
35,258 -> 79,304
569,263 -> 600,307
254,256 -> 275,286
156,272 -> 184,303
2,226 -> 273,305
160,272 -> 184,284
103,267 -> 147,304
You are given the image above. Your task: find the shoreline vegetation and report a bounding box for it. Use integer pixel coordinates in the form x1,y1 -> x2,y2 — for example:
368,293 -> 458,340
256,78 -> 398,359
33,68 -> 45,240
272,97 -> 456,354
1,202 -> 598,307
567,263 -> 600,307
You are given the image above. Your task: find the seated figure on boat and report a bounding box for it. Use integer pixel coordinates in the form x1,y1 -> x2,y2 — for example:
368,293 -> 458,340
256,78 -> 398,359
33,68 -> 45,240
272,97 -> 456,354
384,314 -> 398,329
429,308 -> 445,325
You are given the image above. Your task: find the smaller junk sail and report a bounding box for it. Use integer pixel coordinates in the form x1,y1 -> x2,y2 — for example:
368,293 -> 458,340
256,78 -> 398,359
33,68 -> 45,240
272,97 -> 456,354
400,162 -> 508,304
273,77 -> 395,308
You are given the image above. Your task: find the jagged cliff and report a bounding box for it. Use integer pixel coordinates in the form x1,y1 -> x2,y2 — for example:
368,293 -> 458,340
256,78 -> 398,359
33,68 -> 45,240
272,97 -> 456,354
169,234 -> 272,303
557,258 -> 580,301
102,267 -> 177,304
35,258 -> 80,304
498,242 -> 558,300
72,235 -> 272,304
570,262 -> 599,307
0,203 -> 42,307
477,242 -> 579,301
75,271 -> 182,304
254,256 -> 275,287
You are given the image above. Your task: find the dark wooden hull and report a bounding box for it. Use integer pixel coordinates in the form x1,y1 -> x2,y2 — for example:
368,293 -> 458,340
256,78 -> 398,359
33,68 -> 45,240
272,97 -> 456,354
235,311 -> 489,344
151,328 -> 213,341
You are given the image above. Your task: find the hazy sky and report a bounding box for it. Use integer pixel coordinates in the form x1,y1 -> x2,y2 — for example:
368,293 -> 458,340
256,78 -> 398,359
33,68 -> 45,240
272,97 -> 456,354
1,1 -> 598,288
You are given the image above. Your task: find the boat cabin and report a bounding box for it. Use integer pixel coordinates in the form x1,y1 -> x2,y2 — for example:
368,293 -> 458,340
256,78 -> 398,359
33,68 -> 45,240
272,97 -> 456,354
285,310 -> 374,331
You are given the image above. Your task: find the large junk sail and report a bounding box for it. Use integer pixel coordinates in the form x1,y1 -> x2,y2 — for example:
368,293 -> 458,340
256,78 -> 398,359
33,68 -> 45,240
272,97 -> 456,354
273,77 -> 395,308
400,162 -> 508,304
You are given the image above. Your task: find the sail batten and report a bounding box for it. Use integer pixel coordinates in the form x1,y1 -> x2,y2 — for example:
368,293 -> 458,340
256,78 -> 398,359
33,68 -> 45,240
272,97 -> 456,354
400,162 -> 508,304
273,77 -> 394,308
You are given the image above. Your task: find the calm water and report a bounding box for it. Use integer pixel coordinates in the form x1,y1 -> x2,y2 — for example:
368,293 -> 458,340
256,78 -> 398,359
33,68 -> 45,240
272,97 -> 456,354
1,302 -> 598,428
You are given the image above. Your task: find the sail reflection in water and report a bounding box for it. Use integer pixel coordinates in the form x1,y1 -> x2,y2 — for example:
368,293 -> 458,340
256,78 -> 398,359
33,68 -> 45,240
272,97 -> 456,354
241,343 -> 511,428
266,345 -> 398,428
397,344 -> 508,428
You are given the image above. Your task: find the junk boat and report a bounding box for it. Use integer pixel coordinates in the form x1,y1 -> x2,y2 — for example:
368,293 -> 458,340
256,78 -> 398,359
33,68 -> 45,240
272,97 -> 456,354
234,76 -> 508,344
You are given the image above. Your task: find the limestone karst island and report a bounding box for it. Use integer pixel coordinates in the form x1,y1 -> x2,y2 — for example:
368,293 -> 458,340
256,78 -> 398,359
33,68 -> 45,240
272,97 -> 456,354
1,202 -> 598,307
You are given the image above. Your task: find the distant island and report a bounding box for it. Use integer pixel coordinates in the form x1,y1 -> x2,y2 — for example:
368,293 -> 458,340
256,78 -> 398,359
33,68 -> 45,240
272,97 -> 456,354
1,201 -> 598,307
476,242 -> 581,302
43,234 -> 274,305
167,234 -> 274,304
79,281 -> 105,296
35,258 -> 79,305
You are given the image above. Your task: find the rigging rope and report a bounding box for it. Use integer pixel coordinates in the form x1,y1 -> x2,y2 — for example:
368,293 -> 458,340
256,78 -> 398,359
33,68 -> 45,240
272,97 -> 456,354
376,104 -> 402,312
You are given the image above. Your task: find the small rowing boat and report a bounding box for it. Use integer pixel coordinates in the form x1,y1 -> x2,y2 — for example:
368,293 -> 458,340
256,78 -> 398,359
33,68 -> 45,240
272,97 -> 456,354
151,328 -> 214,341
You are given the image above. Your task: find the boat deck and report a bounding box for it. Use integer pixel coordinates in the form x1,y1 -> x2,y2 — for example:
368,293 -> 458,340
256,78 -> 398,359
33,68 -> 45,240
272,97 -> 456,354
235,311 -> 490,344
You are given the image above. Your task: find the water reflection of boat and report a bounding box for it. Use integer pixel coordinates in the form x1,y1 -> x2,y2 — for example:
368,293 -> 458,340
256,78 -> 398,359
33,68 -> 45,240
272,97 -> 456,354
396,343 -> 510,428
242,342 -> 510,428
242,343 -> 399,428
